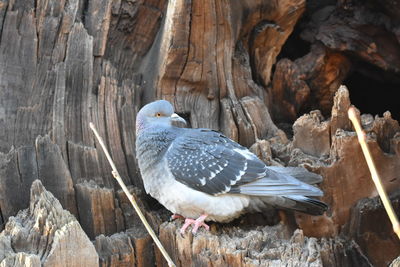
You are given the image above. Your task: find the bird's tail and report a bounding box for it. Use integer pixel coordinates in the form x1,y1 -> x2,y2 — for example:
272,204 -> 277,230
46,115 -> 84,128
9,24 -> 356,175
253,195 -> 328,216
265,166 -> 328,215
282,195 -> 328,215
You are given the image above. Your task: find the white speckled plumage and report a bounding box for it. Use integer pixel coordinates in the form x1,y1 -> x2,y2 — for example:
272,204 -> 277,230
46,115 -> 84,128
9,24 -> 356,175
135,100 -> 327,227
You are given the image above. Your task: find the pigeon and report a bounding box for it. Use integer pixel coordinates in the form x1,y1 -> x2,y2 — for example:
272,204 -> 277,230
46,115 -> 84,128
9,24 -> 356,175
135,100 -> 327,234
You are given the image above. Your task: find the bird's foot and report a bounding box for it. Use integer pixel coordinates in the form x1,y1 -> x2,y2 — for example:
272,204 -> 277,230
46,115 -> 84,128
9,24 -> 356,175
170,214 -> 184,221
179,214 -> 209,235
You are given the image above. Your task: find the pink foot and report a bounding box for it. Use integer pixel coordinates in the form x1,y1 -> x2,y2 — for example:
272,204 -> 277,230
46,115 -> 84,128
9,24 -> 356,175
179,214 -> 209,234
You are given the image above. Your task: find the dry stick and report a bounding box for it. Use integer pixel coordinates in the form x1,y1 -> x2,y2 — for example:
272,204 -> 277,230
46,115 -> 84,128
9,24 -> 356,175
348,107 -> 400,240
89,122 -> 176,267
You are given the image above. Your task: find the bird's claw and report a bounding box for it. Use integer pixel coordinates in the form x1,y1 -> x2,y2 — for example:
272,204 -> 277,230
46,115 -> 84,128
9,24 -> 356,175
191,220 -> 210,234
179,214 -> 209,235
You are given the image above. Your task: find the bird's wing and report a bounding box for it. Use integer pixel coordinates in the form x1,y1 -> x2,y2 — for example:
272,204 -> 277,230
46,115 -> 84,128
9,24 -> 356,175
165,129 -> 322,196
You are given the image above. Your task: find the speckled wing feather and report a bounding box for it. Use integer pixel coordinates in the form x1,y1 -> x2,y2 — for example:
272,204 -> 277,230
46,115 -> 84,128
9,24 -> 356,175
165,129 -> 249,194
165,129 -> 323,196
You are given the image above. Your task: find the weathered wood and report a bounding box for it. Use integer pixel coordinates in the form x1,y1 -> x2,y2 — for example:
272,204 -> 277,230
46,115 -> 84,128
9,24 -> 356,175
95,233 -> 135,267
127,228 -> 156,267
35,135 -> 78,215
156,221 -> 371,267
153,0 -> 304,146
0,180 -> 99,267
271,44 -> 351,122
94,227 -> 156,267
0,253 -> 41,267
249,139 -> 285,167
104,0 -> 166,78
292,110 -> 331,157
290,87 -> 400,243
0,212 -> 3,232
1,0 -> 400,266
0,1 -> 7,32
302,2 -> 400,74
116,186 -> 165,231
0,6 -> 38,152
0,148 -> 30,222
346,190 -> 400,267
86,0 -> 112,56
67,141 -> 103,184
93,187 -> 159,267
0,136 -> 78,221
75,180 -> 124,239
0,0 -> 163,239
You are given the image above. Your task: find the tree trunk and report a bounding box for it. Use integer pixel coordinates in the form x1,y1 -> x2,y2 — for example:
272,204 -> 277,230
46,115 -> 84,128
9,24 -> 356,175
1,0 -> 400,266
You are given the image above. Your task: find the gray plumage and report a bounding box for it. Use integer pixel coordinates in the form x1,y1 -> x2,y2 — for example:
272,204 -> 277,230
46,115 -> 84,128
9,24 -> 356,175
136,100 -> 327,223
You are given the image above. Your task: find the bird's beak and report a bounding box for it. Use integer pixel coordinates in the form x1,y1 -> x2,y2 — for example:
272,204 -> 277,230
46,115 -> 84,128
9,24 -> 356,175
170,113 -> 187,125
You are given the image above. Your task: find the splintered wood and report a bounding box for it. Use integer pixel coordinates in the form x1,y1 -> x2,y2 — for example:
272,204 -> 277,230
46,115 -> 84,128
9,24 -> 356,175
348,107 -> 400,239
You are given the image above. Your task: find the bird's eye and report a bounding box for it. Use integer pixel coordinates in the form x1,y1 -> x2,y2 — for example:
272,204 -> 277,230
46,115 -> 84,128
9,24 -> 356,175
155,112 -> 162,117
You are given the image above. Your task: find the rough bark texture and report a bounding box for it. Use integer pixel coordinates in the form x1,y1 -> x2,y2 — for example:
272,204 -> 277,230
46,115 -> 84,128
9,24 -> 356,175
156,221 -> 371,267
1,0 -> 400,266
0,180 -> 98,267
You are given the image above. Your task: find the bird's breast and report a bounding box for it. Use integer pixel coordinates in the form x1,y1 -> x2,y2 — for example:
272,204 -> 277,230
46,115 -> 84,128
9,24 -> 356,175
144,163 -> 252,222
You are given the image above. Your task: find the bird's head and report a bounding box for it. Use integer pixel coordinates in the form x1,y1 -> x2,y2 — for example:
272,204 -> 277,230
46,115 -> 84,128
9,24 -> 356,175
136,100 -> 186,134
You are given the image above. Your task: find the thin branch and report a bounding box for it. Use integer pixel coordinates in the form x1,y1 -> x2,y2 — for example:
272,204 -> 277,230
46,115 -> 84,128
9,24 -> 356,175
348,107 -> 400,240
89,122 -> 176,267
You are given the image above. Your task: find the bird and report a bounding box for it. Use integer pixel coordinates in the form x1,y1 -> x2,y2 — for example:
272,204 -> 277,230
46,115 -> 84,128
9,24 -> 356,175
135,100 -> 327,234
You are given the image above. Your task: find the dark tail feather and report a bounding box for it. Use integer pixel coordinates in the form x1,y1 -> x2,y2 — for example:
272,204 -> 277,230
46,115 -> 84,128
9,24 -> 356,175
266,167 -> 327,215
283,196 -> 328,215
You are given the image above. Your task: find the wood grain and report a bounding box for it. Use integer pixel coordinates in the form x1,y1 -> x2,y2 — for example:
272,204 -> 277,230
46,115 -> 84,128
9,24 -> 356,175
1,0 -> 400,266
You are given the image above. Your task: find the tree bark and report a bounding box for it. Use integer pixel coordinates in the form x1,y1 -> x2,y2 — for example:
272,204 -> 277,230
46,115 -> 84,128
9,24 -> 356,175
1,0 -> 400,266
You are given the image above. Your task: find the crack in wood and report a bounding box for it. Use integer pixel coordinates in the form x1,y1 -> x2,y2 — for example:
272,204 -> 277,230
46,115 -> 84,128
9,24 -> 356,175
175,1 -> 192,100
0,0 -> 8,41
0,205 -> 4,230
